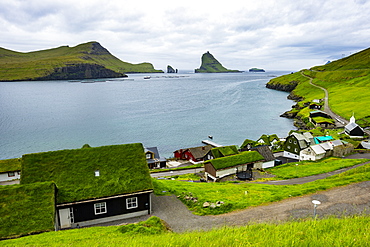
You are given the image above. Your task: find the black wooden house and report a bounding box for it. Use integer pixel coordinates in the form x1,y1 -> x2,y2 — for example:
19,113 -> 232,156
21,143 -> 153,229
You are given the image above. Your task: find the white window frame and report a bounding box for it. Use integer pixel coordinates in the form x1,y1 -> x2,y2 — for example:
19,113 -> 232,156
8,171 -> 15,177
126,197 -> 138,209
94,202 -> 107,215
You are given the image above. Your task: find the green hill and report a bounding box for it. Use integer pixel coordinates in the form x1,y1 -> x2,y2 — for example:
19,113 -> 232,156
266,46 -> 370,126
0,41 -> 163,81
194,51 -> 240,73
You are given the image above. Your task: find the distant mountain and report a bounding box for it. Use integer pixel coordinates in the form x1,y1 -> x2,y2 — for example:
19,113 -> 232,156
0,41 -> 163,81
194,51 -> 240,73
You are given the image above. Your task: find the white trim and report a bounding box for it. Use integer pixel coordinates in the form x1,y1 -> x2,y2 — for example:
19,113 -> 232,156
94,202 -> 107,215
126,197 -> 138,209
66,210 -> 149,228
57,190 -> 153,207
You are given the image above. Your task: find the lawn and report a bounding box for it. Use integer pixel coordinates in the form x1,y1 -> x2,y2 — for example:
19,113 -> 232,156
1,215 -> 369,246
265,157 -> 367,179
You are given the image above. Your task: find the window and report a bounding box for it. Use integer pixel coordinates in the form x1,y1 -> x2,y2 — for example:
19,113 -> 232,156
95,170 -> 100,177
126,197 -> 138,209
94,202 -> 107,215
8,172 -> 15,177
146,153 -> 152,159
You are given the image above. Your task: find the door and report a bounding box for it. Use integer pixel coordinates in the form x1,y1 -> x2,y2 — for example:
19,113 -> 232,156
59,208 -> 72,228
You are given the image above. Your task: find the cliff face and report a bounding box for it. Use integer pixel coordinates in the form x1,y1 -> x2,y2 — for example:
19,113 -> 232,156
36,63 -> 126,80
194,51 -> 240,73
265,80 -> 298,92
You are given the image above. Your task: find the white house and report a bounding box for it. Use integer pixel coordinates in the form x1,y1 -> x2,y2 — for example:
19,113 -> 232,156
300,144 -> 326,161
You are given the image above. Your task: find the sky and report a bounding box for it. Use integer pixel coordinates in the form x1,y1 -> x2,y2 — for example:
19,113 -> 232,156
1,0 -> 370,71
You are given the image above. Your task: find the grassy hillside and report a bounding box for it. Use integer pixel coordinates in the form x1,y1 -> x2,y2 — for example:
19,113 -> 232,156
1,215 -> 369,246
195,51 -> 240,73
266,46 -> 370,126
0,42 -> 163,81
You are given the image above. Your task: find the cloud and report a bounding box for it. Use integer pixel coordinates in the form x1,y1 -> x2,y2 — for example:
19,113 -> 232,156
1,0 -> 370,70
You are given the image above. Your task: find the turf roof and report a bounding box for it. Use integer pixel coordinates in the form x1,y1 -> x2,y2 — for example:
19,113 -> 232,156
21,143 -> 153,204
0,182 -> 55,239
211,145 -> 239,158
0,158 -> 22,173
205,151 -> 264,170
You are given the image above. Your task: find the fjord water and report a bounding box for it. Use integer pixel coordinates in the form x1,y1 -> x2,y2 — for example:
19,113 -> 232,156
0,71 -> 294,159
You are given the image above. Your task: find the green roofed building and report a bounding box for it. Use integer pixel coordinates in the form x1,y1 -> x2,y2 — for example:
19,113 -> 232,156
0,158 -> 22,183
21,143 -> 153,229
204,151 -> 264,182
0,182 -> 56,239
206,145 -> 239,160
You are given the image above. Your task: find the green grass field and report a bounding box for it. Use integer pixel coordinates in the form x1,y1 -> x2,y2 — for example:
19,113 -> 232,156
1,215 -> 369,246
154,160 -> 370,215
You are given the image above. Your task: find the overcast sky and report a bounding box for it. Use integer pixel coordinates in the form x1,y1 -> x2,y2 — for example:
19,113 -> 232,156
1,0 -> 369,71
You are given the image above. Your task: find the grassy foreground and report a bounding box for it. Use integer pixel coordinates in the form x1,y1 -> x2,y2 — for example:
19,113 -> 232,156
1,216 -> 369,246
154,161 -> 370,215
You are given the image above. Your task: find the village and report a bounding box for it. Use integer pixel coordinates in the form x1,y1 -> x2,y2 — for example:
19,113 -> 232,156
0,103 -> 369,239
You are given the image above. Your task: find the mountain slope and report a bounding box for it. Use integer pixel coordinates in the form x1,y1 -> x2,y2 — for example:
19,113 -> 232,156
266,46 -> 370,126
194,51 -> 240,73
0,42 -> 163,81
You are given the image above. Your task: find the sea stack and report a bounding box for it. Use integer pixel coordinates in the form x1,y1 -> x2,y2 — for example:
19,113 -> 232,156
194,51 -> 240,73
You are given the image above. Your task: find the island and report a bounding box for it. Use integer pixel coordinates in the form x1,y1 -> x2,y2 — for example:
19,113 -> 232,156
167,65 -> 178,73
0,41 -> 163,81
194,51 -> 240,73
249,68 -> 265,72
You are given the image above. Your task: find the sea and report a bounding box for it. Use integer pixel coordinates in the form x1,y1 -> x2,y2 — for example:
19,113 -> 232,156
0,71 -> 295,160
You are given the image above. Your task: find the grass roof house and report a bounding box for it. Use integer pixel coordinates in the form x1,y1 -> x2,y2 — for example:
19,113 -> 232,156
204,151 -> 264,182
0,158 -> 21,183
21,143 -> 153,229
0,182 -> 56,239
205,145 -> 239,160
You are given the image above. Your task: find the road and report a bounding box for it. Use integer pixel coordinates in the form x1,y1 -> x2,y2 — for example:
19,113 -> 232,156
301,71 -> 349,127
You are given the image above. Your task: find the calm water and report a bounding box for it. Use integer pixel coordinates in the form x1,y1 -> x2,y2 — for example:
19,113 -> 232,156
0,71 -> 294,159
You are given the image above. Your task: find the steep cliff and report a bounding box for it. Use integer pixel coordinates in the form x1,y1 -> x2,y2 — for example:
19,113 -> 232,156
194,51 -> 240,73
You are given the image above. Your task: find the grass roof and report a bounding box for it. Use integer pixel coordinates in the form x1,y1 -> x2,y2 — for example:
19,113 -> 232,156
0,182 -> 55,239
21,143 -> 153,204
205,151 -> 264,170
211,145 -> 239,158
312,117 -> 335,124
0,158 -> 21,173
